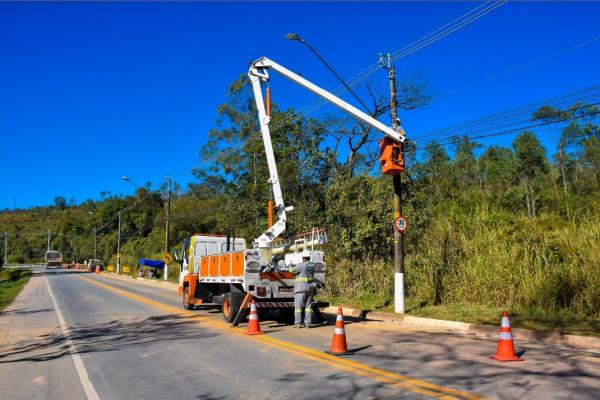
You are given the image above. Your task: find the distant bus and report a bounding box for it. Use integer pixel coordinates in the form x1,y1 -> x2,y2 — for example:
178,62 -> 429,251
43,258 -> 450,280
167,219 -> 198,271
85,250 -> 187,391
45,250 -> 63,267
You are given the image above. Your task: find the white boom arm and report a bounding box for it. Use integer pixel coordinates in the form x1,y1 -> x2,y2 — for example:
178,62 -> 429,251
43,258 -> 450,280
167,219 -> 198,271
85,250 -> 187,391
249,56 -> 405,250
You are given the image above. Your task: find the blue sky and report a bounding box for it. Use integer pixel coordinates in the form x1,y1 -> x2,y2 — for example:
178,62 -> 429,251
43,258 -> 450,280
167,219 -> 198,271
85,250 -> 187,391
1,1 -> 599,209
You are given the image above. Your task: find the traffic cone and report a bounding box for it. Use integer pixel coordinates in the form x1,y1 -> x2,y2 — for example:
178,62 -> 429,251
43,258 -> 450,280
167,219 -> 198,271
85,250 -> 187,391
490,311 -> 523,362
244,300 -> 264,335
325,307 -> 352,355
95,265 -> 101,274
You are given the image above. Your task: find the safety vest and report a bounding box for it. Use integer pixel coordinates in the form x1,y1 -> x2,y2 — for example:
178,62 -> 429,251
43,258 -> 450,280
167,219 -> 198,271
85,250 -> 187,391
292,261 -> 315,293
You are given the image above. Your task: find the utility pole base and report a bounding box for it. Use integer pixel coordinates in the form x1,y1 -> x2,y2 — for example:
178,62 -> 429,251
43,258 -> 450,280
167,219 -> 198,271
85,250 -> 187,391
394,272 -> 405,314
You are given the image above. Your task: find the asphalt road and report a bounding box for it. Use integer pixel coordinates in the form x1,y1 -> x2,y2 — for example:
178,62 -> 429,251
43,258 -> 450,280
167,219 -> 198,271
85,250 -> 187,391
1,268 -> 599,400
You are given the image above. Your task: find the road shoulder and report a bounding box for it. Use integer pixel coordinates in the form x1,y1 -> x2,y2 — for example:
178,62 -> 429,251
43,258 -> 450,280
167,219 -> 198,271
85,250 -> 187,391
0,273 -> 89,400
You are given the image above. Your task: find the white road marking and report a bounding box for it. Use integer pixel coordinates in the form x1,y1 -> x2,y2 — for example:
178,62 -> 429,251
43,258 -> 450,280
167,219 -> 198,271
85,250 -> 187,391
45,276 -> 101,400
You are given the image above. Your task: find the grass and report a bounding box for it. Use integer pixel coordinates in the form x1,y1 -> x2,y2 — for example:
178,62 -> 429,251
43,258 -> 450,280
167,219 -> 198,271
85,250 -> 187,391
0,268 -> 32,312
321,205 -> 600,339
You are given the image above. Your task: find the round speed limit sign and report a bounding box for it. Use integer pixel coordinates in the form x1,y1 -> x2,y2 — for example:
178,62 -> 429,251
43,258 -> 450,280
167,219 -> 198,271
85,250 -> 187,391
394,216 -> 408,233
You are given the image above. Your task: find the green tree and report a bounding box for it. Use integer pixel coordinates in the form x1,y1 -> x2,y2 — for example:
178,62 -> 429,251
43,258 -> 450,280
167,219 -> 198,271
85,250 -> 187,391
513,131 -> 548,218
195,75 -> 328,241
418,143 -> 451,200
452,135 -> 481,192
582,135 -> 600,189
479,145 -> 515,195
54,196 -> 67,209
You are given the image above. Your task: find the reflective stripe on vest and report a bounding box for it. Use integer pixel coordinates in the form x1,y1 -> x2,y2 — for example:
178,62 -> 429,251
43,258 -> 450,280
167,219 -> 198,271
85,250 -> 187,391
295,277 -> 314,282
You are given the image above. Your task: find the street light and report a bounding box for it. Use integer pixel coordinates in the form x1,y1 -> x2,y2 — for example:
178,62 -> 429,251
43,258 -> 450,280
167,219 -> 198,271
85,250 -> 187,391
122,175 -> 140,188
285,32 -> 372,115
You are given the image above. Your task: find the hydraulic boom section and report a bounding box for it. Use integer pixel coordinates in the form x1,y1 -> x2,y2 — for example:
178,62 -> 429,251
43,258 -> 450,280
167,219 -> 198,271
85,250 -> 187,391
248,57 -> 406,259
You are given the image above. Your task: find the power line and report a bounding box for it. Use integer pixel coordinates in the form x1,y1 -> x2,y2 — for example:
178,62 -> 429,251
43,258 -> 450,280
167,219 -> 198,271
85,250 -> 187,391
413,85 -> 600,142
279,95 -> 600,194
208,1 -> 506,164
418,105 -> 600,152
422,34 -> 600,106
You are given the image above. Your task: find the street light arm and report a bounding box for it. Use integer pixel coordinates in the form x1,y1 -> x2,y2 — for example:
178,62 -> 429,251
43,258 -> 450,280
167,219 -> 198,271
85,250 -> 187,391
250,57 -> 405,142
295,39 -> 373,115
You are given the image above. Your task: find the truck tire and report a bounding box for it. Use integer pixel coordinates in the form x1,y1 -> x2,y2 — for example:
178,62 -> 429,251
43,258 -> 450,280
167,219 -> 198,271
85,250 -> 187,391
222,292 -> 241,323
183,287 -> 193,310
279,307 -> 294,323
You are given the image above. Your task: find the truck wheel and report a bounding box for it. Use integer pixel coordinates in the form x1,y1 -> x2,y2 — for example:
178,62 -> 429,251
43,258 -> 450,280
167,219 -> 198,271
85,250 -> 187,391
183,287 -> 193,310
222,293 -> 241,323
279,307 -> 294,323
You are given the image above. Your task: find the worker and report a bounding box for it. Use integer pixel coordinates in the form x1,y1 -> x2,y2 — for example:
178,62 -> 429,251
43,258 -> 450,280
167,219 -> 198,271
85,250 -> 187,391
291,251 -> 316,328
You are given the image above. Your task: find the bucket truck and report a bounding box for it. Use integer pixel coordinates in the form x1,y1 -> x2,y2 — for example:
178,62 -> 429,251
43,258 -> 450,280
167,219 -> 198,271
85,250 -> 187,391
177,57 -> 404,324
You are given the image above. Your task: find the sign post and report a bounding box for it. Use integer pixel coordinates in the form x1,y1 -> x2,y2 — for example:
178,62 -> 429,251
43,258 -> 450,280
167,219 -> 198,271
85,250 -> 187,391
162,253 -> 173,280
394,216 -> 408,233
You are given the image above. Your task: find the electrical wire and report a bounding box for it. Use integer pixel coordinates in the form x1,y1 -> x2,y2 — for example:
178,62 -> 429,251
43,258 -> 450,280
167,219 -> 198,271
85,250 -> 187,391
423,34 -> 600,106
413,86 -> 600,142
209,1 -> 506,164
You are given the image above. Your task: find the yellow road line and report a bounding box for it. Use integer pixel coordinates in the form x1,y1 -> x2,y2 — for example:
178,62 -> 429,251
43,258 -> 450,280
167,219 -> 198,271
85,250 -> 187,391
81,275 -> 485,400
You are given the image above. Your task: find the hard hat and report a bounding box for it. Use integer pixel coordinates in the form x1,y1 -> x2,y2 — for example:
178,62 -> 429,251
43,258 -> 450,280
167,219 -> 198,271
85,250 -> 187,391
301,250 -> 311,259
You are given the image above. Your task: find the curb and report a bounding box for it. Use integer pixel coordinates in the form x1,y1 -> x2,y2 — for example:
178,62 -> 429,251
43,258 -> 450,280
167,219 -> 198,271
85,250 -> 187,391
322,306 -> 600,352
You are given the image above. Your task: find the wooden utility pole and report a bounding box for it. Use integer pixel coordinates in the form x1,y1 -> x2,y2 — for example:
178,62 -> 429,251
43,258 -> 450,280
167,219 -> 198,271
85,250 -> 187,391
382,54 -> 405,313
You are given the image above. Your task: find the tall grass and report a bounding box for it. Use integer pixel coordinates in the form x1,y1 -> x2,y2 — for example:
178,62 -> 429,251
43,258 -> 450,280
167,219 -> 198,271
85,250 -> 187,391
325,206 -> 600,317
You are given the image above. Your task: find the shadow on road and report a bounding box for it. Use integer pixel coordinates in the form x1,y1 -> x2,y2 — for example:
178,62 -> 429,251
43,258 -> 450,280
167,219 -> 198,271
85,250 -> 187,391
0,308 -> 54,316
0,314 -> 219,364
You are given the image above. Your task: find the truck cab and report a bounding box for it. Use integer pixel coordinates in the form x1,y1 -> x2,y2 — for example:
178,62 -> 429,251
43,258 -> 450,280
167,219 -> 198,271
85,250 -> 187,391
178,234 -> 246,293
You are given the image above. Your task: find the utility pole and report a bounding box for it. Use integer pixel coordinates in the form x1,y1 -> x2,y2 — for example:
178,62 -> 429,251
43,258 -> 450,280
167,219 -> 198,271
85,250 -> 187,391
381,53 -> 405,314
165,178 -> 171,254
47,230 -> 51,252
93,227 -> 97,259
164,178 -> 172,281
117,211 -> 121,274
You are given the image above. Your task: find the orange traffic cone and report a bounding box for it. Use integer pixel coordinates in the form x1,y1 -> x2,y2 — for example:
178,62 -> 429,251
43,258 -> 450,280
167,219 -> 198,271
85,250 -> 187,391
325,307 -> 352,355
95,265 -> 101,274
244,300 -> 264,335
491,311 -> 523,362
